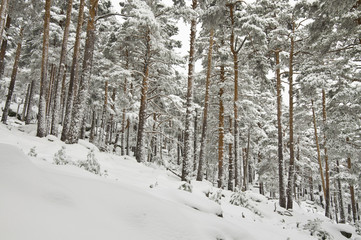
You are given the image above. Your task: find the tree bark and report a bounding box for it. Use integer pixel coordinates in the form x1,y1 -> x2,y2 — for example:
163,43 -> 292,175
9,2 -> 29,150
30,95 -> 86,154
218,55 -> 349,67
0,14 -> 10,80
346,137 -> 357,223
182,0 -> 197,182
135,28 -> 151,162
37,0 -> 52,138
193,108 -> 198,171
228,3 -> 240,187
25,80 -> 35,125
51,0 -> 73,137
322,89 -> 330,218
0,0 -> 9,45
197,28 -> 214,181
286,21 -> 295,209
275,50 -> 286,208
61,0 -> 85,141
336,159 -> 345,223
228,116 -> 234,191
67,0 -> 99,144
311,99 -> 327,203
1,27 -> 23,124
217,63 -> 225,188
22,83 -> 30,121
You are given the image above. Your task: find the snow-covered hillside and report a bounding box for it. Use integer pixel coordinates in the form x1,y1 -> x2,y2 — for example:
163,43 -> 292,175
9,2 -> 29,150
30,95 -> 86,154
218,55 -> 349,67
0,123 -> 359,240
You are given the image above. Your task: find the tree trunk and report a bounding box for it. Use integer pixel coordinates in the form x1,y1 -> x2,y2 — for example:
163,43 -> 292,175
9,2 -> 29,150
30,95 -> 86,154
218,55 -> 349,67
61,0 -> 85,141
197,28 -> 214,181
25,80 -> 35,124
120,50 -> 129,155
193,108 -> 198,171
60,65 -> 67,124
22,83 -> 30,121
275,50 -> 286,208
0,14 -> 10,80
126,119 -> 130,155
322,89 -> 330,218
228,3 -> 240,188
336,159 -> 346,223
286,22 -> 295,209
37,0 -> 52,138
0,0 -> 9,45
218,63 -> 225,189
89,110 -> 96,143
67,0 -> 99,144
243,126 -> 250,191
228,116 -> 234,191
1,27 -> 23,124
51,0 -> 73,137
182,0 -> 197,182
311,99 -> 327,203
346,137 -> 357,223
135,28 -> 151,162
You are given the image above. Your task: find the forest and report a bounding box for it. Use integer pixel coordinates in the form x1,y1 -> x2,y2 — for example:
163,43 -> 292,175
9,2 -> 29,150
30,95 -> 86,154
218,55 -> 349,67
0,0 -> 360,227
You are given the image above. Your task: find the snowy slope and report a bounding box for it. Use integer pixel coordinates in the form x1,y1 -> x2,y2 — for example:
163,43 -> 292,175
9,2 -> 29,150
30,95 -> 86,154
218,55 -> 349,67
0,124 -> 359,240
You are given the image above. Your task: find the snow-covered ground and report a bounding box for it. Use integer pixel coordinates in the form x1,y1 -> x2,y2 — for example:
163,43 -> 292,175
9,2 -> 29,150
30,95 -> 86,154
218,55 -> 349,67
0,121 -> 359,240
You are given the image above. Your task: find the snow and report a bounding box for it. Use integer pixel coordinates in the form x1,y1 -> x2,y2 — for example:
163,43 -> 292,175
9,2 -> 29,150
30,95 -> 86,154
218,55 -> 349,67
0,123 -> 359,240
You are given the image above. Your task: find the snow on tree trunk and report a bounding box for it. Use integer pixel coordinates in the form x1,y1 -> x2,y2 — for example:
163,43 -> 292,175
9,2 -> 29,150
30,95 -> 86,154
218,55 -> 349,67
1,27 -> 23,124
0,14 -> 10,80
182,0 -> 197,182
322,89 -> 330,218
0,0 -> 9,45
25,80 -> 35,125
286,23 -> 295,210
37,0 -> 51,138
51,0 -> 73,137
135,29 -> 151,163
275,50 -> 286,208
67,0 -> 99,144
61,0 -> 85,142
217,63 -> 225,189
197,28 -> 214,181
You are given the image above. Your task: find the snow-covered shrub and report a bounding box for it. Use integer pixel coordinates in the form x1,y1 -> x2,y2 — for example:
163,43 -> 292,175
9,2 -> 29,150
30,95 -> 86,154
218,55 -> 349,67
28,146 -> 37,157
54,146 -> 68,165
303,219 -> 332,239
230,188 -> 249,207
209,190 -> 223,205
78,149 -> 100,175
178,182 -> 192,193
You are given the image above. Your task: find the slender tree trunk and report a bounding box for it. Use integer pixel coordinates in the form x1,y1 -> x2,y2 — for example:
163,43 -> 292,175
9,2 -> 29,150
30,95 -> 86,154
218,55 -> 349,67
37,0 -> 51,137
286,22 -> 295,209
275,50 -> 286,208
120,50 -> 129,155
228,116 -> 234,191
89,110 -> 96,143
22,83 -> 30,121
61,0 -> 85,141
135,28 -> 151,162
0,0 -> 9,45
197,28 -> 214,181
51,0 -> 73,136
346,137 -> 357,223
182,0 -> 197,182
67,0 -> 99,144
243,126 -> 250,191
25,80 -> 35,124
100,81 -> 108,144
336,159 -> 346,223
126,119 -> 130,155
309,167 -> 314,201
322,89 -> 330,218
228,3 -> 241,187
1,27 -> 23,124
60,65 -> 67,124
311,99 -> 327,203
218,63 -> 225,189
193,108 -> 198,171
0,14 -> 10,80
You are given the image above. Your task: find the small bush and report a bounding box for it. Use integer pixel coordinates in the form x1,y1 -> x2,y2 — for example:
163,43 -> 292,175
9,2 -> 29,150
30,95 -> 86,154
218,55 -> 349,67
78,149 -> 100,175
54,146 -> 68,165
178,182 -> 192,193
303,218 -> 332,240
230,188 -> 249,207
28,146 -> 37,157
209,190 -> 223,205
